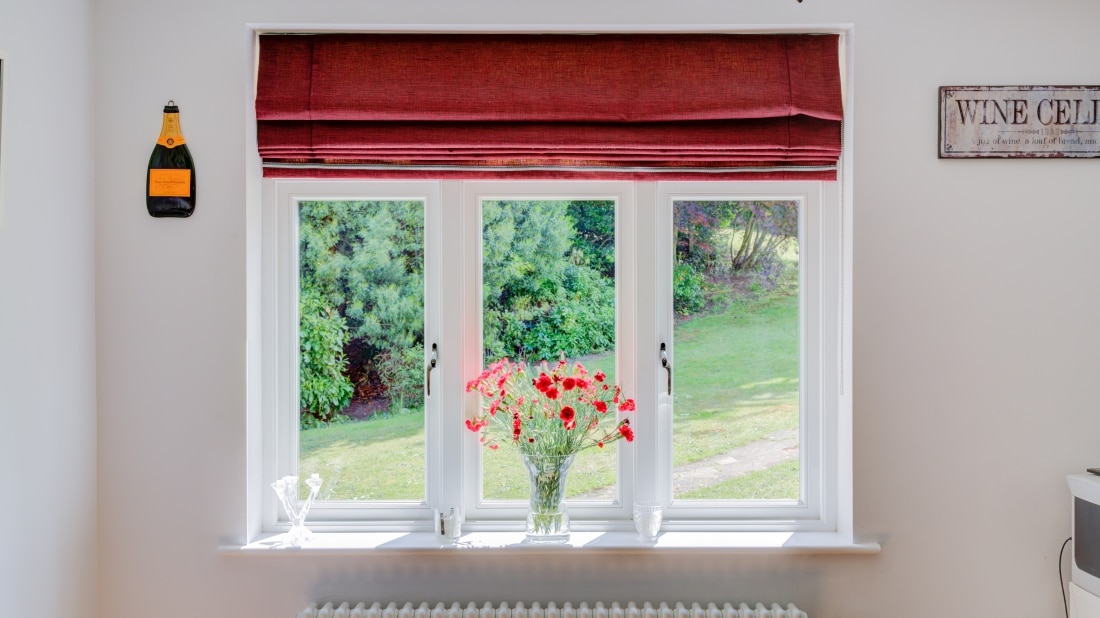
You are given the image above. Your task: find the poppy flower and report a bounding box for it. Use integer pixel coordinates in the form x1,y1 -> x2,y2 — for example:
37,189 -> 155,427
535,373 -> 553,392
562,377 -> 577,391
618,421 -> 635,442
560,406 -> 576,424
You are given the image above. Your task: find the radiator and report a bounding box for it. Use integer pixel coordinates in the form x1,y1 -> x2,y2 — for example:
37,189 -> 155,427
297,602 -> 807,618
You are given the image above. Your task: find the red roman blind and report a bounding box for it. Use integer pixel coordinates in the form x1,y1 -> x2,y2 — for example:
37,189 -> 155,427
255,33 -> 843,180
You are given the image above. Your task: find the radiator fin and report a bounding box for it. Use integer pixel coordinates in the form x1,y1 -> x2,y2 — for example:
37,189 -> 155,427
298,602 -> 807,618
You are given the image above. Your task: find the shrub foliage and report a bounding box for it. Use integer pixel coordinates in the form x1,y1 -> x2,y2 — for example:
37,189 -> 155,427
295,197 -> 794,425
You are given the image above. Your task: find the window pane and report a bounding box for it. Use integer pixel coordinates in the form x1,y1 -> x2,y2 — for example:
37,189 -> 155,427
297,200 -> 426,502
479,200 -> 618,501
671,200 -> 800,501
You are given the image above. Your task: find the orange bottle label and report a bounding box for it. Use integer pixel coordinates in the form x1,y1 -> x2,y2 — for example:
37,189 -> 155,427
149,169 -> 192,197
156,112 -> 187,148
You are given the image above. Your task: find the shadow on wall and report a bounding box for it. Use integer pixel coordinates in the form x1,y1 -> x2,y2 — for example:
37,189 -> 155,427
290,553 -> 827,613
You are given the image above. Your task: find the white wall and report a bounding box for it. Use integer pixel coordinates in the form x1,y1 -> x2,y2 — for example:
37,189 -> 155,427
91,1 -> 1100,617
0,1 -> 98,617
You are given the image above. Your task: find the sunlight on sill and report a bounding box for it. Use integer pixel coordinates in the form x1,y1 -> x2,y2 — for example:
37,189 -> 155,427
220,530 -> 880,555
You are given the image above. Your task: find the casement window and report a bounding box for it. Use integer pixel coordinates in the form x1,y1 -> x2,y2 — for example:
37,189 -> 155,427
259,177 -> 846,534
251,30 -> 852,543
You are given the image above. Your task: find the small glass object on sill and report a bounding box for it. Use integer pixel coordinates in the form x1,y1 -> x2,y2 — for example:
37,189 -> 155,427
434,506 -> 463,543
271,473 -> 322,547
633,502 -> 663,542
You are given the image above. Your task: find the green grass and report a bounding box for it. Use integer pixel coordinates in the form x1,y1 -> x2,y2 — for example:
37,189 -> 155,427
679,459 -> 800,500
299,412 -> 425,501
671,281 -> 799,469
299,276 -> 799,502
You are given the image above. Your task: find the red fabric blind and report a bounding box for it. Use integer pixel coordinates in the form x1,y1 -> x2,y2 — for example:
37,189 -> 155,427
256,33 -> 842,180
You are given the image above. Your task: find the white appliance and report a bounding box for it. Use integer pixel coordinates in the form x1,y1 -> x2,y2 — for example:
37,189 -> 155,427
1067,474 -> 1100,617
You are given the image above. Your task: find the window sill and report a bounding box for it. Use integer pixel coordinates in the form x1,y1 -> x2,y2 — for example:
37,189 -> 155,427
219,531 -> 880,556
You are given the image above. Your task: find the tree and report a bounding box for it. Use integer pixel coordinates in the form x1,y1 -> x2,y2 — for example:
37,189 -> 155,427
727,201 -> 798,273
482,200 -> 616,363
672,200 -> 799,316
299,200 -> 425,407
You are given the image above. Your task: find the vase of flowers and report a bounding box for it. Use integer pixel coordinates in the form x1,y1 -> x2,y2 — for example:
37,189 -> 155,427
466,357 -> 636,543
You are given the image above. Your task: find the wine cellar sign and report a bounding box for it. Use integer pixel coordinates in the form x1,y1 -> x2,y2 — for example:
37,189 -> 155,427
939,86 -> 1100,158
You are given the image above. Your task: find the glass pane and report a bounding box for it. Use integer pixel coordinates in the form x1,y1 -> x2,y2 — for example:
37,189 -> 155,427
478,200 -> 619,501
671,200 -> 800,501
297,200 -> 426,502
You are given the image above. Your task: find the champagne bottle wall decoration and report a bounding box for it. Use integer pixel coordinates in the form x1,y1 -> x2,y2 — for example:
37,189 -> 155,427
146,100 -> 196,217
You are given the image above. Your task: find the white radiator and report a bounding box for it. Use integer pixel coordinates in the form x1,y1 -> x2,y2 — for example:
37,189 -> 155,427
297,602 -> 807,618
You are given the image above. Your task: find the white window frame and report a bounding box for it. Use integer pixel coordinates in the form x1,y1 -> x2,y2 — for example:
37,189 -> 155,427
259,178 -> 849,537
653,181 -> 838,532
261,180 -> 443,531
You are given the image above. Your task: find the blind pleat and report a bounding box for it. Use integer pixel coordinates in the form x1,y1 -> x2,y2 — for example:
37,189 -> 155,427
256,33 -> 842,179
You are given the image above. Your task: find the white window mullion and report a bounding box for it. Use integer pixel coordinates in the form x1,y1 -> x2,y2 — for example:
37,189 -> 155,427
634,181 -> 668,507
460,181 -> 491,522
426,181 -> 450,515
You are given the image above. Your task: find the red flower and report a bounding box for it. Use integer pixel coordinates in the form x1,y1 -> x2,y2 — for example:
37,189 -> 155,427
465,418 -> 487,432
562,377 -> 577,391
545,387 -> 559,400
560,406 -> 576,424
618,421 -> 635,442
594,371 -> 606,382
618,398 -> 636,412
489,443 -> 499,450
535,373 -> 553,392
597,441 -> 604,448
594,401 -> 608,413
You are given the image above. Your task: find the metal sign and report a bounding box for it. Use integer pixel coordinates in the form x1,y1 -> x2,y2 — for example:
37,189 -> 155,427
939,85 -> 1100,158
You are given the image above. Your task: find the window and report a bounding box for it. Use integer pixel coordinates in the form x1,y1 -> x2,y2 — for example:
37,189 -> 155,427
260,179 -> 849,536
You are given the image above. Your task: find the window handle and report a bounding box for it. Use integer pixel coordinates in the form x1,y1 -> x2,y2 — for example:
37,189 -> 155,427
660,342 -> 672,396
426,343 -> 438,397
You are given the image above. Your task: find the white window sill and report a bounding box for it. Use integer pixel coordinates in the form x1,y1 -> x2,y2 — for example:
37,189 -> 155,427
219,531 -> 880,556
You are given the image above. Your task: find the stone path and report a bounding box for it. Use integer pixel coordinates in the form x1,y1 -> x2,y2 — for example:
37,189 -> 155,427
573,429 -> 799,500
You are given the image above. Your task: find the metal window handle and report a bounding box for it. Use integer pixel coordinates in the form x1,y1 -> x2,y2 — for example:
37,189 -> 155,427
426,343 -> 438,396
660,343 -> 672,396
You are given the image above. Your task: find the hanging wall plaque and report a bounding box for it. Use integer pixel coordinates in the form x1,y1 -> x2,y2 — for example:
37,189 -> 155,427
146,100 -> 196,217
940,86 -> 1100,159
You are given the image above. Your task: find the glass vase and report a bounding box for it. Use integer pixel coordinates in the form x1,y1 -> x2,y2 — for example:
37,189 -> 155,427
521,453 -> 575,543
270,473 -> 322,547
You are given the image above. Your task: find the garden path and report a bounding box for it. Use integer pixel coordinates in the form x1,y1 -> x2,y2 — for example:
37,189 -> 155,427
573,429 -> 799,500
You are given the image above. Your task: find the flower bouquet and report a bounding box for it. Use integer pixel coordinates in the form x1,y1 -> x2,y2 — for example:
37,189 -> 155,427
466,357 -> 635,541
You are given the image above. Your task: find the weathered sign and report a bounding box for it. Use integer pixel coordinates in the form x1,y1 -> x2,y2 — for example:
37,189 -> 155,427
939,85 -> 1100,158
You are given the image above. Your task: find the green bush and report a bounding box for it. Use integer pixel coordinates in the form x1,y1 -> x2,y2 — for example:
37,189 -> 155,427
520,263 -> 615,360
299,288 -> 354,428
673,262 -> 707,316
